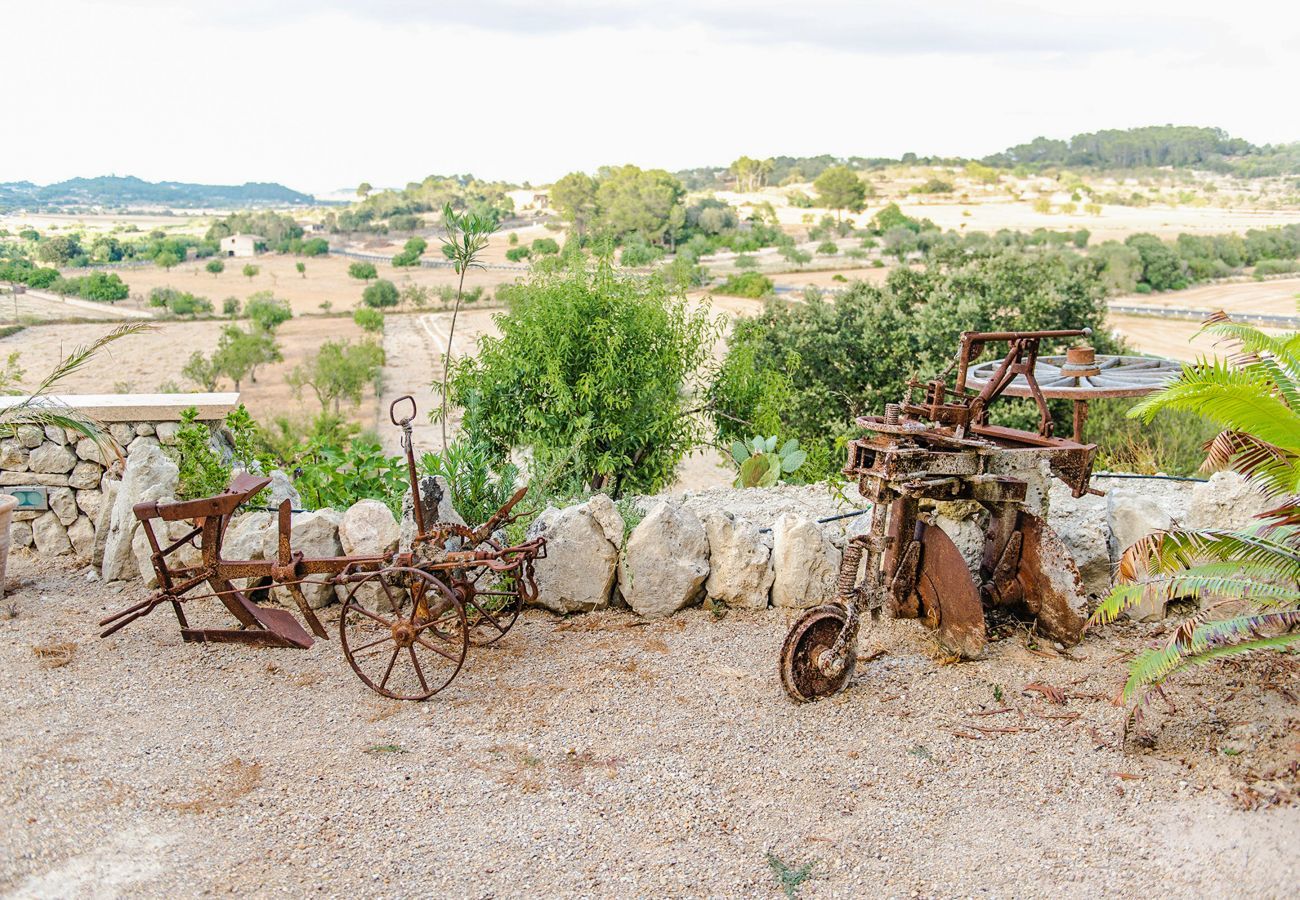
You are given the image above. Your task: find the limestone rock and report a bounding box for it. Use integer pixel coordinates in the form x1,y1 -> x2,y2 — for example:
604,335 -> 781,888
17,425 -> 44,449
263,508 -> 342,608
526,495 -> 622,614
618,501 -> 708,618
32,510 -> 72,556
48,487 -> 78,526
399,475 -> 464,551
75,488 -> 103,521
43,425 -> 67,445
933,500 -> 989,575
155,422 -> 180,446
135,423 -> 156,436
0,440 -> 29,471
126,435 -> 160,457
1186,471 -> 1271,531
68,516 -> 94,561
225,511 -> 274,562
339,499 -> 400,557
10,520 -> 33,550
771,514 -> 842,609
93,478 -> 119,570
75,438 -> 106,464
702,511 -> 774,610
265,469 -> 302,511
1047,482 -> 1112,597
100,443 -> 179,582
109,423 -> 134,446
69,460 -> 102,490
1107,487 -> 1175,620
28,442 -> 78,474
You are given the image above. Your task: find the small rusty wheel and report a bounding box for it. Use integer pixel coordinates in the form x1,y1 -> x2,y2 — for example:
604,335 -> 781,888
339,567 -> 467,700
457,553 -> 525,646
779,604 -> 857,703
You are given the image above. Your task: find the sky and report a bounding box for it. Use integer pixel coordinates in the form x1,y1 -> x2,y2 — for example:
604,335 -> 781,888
5,0 -> 1299,195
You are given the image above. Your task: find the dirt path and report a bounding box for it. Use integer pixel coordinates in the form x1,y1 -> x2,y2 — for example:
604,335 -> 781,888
376,310 -> 500,454
1,554 -> 1296,897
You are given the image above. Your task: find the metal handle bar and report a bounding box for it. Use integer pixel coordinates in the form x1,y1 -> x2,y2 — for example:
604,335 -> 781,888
390,395 -> 417,427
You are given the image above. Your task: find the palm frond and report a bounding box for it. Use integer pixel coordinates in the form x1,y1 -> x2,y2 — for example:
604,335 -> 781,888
1124,617 -> 1300,701
27,323 -> 152,400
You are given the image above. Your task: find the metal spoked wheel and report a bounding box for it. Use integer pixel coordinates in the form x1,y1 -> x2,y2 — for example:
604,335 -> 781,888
779,604 -> 857,703
457,546 -> 528,646
339,567 -> 467,700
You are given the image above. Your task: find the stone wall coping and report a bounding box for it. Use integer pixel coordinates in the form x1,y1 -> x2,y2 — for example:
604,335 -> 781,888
0,393 -> 240,423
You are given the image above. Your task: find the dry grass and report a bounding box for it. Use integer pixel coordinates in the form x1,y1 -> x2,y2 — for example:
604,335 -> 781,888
166,758 -> 263,813
31,640 -> 76,668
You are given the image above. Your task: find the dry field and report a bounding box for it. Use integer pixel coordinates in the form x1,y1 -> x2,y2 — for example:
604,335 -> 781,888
1,553 -> 1297,897
1113,276 -> 1300,317
0,317 -> 365,425
115,252 -> 523,317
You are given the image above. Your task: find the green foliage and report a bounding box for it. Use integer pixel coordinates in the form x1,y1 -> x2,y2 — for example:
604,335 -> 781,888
594,164 -> 685,246
531,237 -> 560,256
206,211 -> 302,246
766,852 -> 815,900
505,245 -> 531,262
206,259 -> 224,276
353,307 -> 384,332
712,249 -> 1115,462
391,236 -> 427,267
295,261 -> 306,277
288,338 -> 385,413
734,254 -> 758,269
170,405 -> 271,503
244,292 -> 292,331
419,439 -> 520,526
1093,319 -> 1300,704
786,190 -> 814,208
362,279 -> 399,308
910,177 -> 953,194
149,287 -> 213,317
451,258 -> 717,496
293,433 -> 408,516
241,263 -> 259,280
815,240 -> 839,255
813,166 -> 867,218
47,271 -> 130,302
348,261 -> 378,280
222,296 -> 241,317
715,272 -> 774,298
1088,398 -> 1219,476
731,436 -> 807,487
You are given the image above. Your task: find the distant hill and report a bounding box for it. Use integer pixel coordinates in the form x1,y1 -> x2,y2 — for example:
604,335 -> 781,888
0,175 -> 316,211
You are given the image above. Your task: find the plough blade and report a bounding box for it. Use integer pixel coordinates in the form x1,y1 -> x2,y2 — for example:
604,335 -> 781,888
912,523 -> 986,659
1010,513 -> 1085,646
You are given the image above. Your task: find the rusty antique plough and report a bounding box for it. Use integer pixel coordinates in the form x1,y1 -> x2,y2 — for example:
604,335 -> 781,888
100,396 -> 545,700
779,328 -> 1178,702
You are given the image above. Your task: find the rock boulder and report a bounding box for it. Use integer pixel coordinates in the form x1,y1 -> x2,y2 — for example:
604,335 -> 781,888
618,501 -> 708,618
527,494 -> 623,614
702,511 -> 773,610
771,514 -> 842,609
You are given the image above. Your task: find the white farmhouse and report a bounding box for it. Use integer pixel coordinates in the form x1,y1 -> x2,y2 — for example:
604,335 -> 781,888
219,234 -> 265,258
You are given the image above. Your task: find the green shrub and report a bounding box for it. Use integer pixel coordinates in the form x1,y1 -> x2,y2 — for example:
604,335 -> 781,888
353,307 -> 384,332
362,279 -> 399,308
206,259 -> 225,276
734,254 -> 758,269
348,261 -> 378,280
531,237 -> 560,256
451,258 -> 717,496
1254,258 -> 1299,276
816,241 -> 839,255
505,246 -> 531,263
420,439 -> 520,526
716,272 -> 774,298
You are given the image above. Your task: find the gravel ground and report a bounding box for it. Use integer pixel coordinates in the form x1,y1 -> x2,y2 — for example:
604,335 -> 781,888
2,552 -> 1297,898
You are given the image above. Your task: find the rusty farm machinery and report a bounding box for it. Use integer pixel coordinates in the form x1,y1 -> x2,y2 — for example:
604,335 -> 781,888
779,328 -> 1180,702
99,396 -> 545,701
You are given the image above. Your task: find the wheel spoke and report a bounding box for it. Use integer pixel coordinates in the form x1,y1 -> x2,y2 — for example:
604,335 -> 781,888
413,633 -> 461,663
379,647 -> 401,691
347,633 -> 392,655
349,603 -> 394,628
408,645 -> 430,694
468,599 -> 507,634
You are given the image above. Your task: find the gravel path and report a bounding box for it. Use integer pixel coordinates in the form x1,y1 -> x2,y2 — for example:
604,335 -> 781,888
1,553 -> 1297,898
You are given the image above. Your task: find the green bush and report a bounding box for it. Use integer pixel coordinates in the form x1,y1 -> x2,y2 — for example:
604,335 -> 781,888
816,241 -> 839,255
734,254 -> 759,269
353,307 -> 384,332
348,261 -> 378,280
505,246 -> 531,263
451,258 -> 717,495
1254,258 -> 1299,276
205,259 -> 225,276
362,279 -> 399,308
420,439 -> 520,526
531,237 -> 560,256
716,272 -> 774,298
